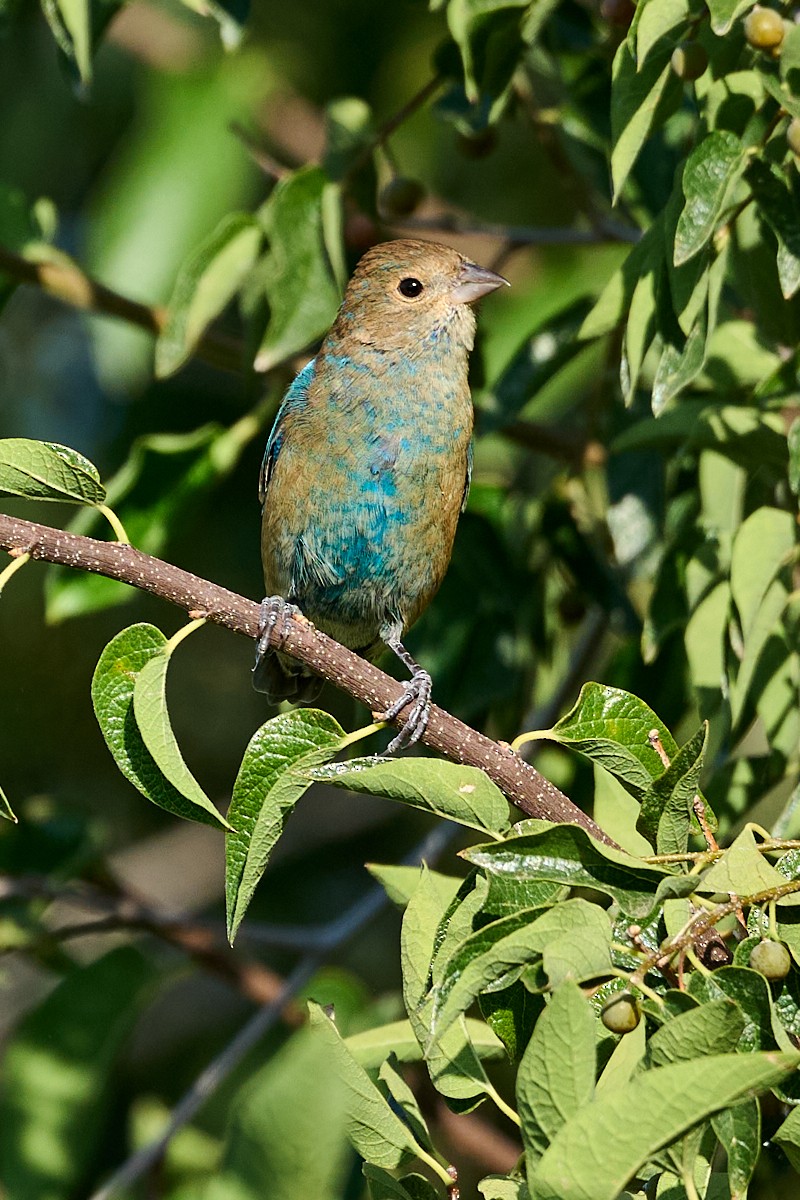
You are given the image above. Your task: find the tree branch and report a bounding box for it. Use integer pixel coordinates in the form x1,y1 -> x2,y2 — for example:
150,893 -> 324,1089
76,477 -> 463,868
0,510 -> 607,838
0,245 -> 244,374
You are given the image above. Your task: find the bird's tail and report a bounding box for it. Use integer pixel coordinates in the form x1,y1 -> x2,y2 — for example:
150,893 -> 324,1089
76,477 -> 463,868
252,648 -> 324,705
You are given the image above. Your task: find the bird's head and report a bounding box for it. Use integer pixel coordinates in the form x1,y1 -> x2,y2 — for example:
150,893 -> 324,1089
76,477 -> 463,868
332,238 -> 509,354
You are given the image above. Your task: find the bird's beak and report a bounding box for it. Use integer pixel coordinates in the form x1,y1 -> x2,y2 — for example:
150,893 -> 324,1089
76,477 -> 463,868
450,261 -> 510,304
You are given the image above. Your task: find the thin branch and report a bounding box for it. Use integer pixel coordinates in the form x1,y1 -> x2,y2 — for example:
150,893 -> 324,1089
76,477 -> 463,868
0,245 -> 244,373
394,212 -> 640,246
0,510 -> 607,837
87,821 -> 455,1200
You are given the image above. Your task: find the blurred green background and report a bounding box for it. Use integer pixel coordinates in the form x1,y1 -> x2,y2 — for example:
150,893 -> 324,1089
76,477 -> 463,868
1,0 -> 798,1194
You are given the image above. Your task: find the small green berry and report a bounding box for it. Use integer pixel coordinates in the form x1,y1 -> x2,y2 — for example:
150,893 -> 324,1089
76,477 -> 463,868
379,177 -> 425,218
788,117 -> 800,157
670,42 -> 709,80
749,938 -> 792,980
744,6 -> 785,50
601,992 -> 641,1034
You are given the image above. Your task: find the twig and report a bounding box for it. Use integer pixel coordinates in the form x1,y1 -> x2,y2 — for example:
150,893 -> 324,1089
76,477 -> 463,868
394,213 -> 640,246
0,245 -> 244,374
87,822 -> 455,1200
0,510 -> 607,836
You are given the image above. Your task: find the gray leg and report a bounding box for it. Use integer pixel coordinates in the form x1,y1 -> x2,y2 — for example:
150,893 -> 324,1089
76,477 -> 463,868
378,623 -> 432,754
253,595 -> 302,676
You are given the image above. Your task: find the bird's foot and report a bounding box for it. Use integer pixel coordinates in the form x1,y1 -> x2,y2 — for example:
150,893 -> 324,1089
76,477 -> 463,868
379,667 -> 432,754
253,595 -> 302,672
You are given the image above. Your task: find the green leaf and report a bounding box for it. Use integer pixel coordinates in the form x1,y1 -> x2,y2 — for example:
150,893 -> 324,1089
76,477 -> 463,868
746,159 -> 800,300
0,438 -> 105,505
580,221 -> 660,340
346,1018 -> 504,1070
537,682 -> 679,795
705,0 -> 754,34
637,723 -> 708,855
431,900 -> 611,1040
0,782 -> 17,823
401,867 -> 496,1107
379,1055 -> 433,1152
46,421 -> 255,622
610,42 -> 681,199
463,822 -> 690,920
674,132 -> 745,266
42,0 -> 91,83
446,0 -> 529,103
774,1103 -> 800,1173
730,506 -> 795,640
517,982 -> 596,1173
650,310 -> 708,415
91,624 -> 228,829
254,166 -> 342,371
688,966 -> 790,1054
635,0 -> 693,65
697,827 -> 793,898
530,1052 -> 800,1200
478,1177 -> 530,1199
646,999 -> 745,1066
0,948 -> 155,1200
211,1025 -> 350,1200
363,1165 -> 440,1200
155,212 -> 262,377
309,757 -> 511,836
308,1003 -> 428,1171
132,646 -> 230,831
225,710 -> 346,942
711,1099 -> 759,1200
366,863 -> 462,910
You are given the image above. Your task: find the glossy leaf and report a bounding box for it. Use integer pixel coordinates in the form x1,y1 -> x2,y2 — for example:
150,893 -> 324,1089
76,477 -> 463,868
156,212 -> 262,377
706,0 -> 755,33
712,1099 -> 760,1200
674,132 -> 744,265
0,438 -> 105,505
92,624 -> 227,829
463,822 -> 692,920
308,1003 -> 426,1171
646,999 -> 744,1067
431,899 -> 611,1039
517,982 -> 596,1173
536,683 -> 679,795
531,1051 -> 799,1200
226,709 -> 346,942
697,827 -> 795,899
610,42 -> 680,199
46,421 -> 256,621
132,647 -> 230,831
309,756 -> 512,836
255,166 -> 342,371
637,722 -> 707,855
345,1018 -> 504,1070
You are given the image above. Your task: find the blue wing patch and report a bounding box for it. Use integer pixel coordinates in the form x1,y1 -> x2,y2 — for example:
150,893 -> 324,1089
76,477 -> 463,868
258,358 -> 316,506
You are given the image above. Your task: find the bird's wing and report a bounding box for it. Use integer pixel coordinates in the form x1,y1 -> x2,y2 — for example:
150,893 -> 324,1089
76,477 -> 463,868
258,358 -> 316,506
461,441 -> 473,513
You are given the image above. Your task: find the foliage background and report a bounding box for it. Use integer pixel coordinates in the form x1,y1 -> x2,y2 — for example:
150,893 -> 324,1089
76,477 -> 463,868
0,0 -> 799,1195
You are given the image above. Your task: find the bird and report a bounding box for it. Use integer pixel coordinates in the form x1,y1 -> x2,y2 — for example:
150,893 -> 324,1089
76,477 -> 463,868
253,237 -> 508,752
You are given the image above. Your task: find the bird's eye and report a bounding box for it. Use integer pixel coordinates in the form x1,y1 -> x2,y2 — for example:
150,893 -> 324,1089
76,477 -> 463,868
398,277 -> 424,298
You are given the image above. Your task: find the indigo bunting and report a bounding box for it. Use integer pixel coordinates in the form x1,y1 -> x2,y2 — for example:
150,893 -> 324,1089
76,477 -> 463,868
254,238 -> 508,751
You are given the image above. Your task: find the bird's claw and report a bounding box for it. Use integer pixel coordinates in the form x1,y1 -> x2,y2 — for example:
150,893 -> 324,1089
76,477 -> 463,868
380,668 -> 432,754
254,595 -> 302,669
